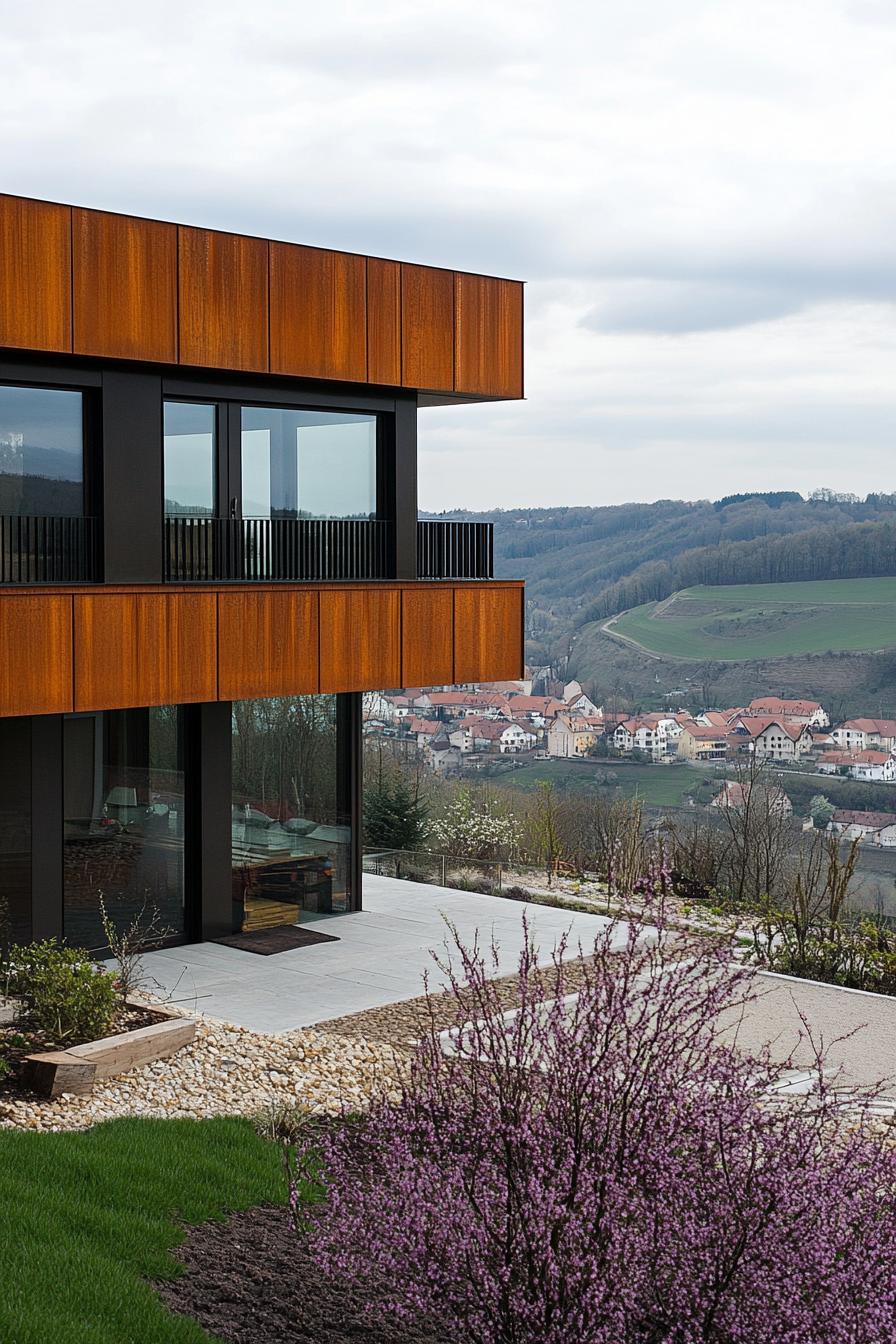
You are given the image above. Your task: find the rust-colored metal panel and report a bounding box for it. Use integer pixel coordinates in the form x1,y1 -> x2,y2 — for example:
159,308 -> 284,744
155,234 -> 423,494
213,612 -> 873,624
454,274 -> 524,399
269,243 -> 366,382
178,226 -> 269,372
218,589 -> 319,699
0,594 -> 73,716
400,263 -> 454,392
319,588 -> 400,692
0,196 -> 72,353
453,586 -> 523,683
72,209 -> 177,362
73,592 -> 217,710
367,257 -> 401,386
401,587 -> 453,688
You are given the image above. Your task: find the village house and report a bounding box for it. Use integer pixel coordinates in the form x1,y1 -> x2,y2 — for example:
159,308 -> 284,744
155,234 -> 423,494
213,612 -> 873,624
816,750 -> 896,782
737,717 -> 813,762
422,739 -> 463,775
562,681 -> 602,717
613,714 -> 683,761
417,691 -> 509,721
504,694 -> 567,727
828,809 -> 896,846
403,717 -> 444,748
830,718 -> 896,754
710,780 -> 793,817
547,715 -> 598,758
468,719 -> 537,753
745,697 -> 829,728
676,723 -> 728,762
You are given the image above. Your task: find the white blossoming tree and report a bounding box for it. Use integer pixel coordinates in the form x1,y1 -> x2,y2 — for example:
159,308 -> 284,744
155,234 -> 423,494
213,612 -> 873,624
430,787 -> 521,863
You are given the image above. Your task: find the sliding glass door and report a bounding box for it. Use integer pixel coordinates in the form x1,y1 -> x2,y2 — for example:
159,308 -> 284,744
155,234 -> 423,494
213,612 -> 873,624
231,695 -> 354,930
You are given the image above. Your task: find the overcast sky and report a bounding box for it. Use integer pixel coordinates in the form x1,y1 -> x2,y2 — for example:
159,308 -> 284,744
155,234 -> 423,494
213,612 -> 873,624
2,0 -> 895,509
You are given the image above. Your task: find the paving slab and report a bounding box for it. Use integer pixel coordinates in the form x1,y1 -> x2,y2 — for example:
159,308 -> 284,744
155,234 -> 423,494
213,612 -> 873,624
133,875 -> 616,1034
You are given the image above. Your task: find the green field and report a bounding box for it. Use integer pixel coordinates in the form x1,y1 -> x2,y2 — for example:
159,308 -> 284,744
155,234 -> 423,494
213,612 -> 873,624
608,577 -> 896,661
497,759 -> 712,807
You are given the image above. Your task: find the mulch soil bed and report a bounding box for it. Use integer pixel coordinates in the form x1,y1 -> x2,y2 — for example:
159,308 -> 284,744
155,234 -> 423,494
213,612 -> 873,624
157,1204 -> 455,1344
0,1001 -> 164,1097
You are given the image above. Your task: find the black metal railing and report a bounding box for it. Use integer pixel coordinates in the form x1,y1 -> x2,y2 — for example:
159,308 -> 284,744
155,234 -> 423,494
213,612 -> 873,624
165,517 -> 393,583
417,520 -> 493,579
164,516 -> 495,582
0,515 -> 99,584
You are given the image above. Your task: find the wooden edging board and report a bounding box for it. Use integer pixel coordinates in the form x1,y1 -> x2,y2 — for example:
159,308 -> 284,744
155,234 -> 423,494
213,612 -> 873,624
23,1002 -> 198,1098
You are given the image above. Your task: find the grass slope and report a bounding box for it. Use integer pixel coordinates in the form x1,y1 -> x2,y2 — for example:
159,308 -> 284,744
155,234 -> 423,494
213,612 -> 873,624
609,577 -> 896,661
0,1117 -> 289,1344
498,760 -> 710,807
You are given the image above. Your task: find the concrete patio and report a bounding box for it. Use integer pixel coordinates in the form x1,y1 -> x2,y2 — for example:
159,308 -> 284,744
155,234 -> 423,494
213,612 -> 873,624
135,875 -> 618,1034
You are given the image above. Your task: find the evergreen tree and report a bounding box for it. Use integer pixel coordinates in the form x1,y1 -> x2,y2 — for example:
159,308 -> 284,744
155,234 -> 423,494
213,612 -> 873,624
364,773 -> 429,852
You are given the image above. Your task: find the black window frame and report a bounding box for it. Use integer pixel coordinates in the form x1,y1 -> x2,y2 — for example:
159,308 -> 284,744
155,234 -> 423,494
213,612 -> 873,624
0,375 -> 98,523
163,390 -> 389,525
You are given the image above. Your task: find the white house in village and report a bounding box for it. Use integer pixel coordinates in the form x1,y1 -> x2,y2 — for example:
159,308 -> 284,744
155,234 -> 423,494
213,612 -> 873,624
614,715 -> 679,761
364,691 -> 403,721
830,719 -> 896,754
828,809 -> 896,846
562,681 -> 602,717
465,719 -> 537,753
504,695 -> 567,728
547,715 -> 598,758
816,750 -> 896,782
423,739 -> 463,775
746,697 -> 829,728
448,726 -> 474,753
741,717 -> 813,761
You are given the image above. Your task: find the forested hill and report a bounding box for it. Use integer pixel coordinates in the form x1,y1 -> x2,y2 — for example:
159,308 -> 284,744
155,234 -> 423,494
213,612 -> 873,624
422,491 -> 896,654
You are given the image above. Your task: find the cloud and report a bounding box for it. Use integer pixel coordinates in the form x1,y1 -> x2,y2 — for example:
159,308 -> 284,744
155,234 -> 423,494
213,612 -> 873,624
0,0 -> 894,506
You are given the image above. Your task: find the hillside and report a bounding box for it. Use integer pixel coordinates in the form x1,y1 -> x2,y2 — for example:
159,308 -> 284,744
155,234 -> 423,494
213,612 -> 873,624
607,579 -> 896,661
425,492 -> 896,652
423,492 -> 896,713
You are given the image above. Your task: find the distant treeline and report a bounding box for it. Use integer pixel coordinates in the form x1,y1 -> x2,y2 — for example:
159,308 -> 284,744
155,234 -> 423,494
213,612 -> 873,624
581,518 -> 896,621
422,494 -> 896,630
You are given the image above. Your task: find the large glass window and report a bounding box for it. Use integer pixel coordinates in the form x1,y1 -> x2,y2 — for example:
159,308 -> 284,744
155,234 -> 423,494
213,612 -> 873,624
0,384 -> 83,516
164,402 -> 216,516
241,406 -> 377,520
231,696 -> 352,928
63,707 -> 186,952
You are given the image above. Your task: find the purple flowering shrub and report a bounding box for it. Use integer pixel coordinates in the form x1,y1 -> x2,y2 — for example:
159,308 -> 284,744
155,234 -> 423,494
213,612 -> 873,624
293,912 -> 896,1343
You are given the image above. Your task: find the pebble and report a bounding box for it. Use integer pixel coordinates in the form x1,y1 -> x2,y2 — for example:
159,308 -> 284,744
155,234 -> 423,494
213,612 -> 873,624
0,1003 -> 404,1134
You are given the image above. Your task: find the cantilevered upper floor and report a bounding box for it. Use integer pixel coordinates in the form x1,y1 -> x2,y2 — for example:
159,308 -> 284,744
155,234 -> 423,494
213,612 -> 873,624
0,193 -> 525,711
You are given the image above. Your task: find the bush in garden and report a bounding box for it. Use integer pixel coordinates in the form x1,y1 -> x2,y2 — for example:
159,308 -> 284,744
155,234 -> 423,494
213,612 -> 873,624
8,940 -> 118,1045
430,786 -> 521,862
293,909 -> 896,1344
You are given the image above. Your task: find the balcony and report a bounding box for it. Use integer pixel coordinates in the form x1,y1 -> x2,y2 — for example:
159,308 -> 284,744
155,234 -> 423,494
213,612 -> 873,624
164,517 -> 494,582
0,515 -> 99,584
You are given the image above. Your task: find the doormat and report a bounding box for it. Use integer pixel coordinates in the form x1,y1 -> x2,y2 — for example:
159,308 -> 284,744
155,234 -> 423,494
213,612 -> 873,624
214,926 -> 340,955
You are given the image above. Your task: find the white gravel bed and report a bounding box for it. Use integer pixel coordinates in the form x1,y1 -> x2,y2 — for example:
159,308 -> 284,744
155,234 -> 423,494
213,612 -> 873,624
0,1014 -> 404,1133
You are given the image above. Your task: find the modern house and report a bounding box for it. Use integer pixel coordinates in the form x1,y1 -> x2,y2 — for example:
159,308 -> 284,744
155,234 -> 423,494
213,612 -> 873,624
0,193 -> 524,950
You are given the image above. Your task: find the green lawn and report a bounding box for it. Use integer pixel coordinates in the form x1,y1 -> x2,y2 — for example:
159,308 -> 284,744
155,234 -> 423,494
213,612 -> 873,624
610,577 -> 896,660
498,759 -> 710,806
0,1117 -> 291,1344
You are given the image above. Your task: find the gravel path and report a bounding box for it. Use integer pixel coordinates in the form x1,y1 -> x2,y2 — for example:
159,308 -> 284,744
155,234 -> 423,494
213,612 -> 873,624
317,956 -> 599,1046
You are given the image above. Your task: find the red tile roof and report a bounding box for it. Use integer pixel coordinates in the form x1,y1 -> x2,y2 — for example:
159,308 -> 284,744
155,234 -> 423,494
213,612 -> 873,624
832,809 -> 896,828
740,716 -> 808,742
747,697 -> 823,716
838,718 -> 896,737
